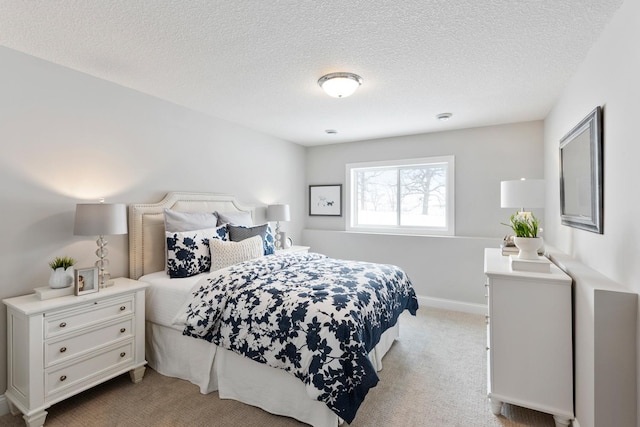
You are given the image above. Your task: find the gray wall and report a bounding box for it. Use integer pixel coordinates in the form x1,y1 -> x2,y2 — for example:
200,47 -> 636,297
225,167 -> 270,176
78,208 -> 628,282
0,47 -> 306,394
303,121 -> 545,304
543,0 -> 640,425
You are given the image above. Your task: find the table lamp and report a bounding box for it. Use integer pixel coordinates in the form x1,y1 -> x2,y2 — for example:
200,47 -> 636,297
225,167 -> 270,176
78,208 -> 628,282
267,204 -> 290,249
74,201 -> 128,288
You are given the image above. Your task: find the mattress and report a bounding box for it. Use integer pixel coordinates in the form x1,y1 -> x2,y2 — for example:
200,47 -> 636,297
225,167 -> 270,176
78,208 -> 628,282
140,270 -> 202,328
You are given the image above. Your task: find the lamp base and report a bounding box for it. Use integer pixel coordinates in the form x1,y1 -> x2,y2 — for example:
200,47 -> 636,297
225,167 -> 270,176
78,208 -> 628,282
274,221 -> 282,250
99,280 -> 115,289
97,268 -> 113,289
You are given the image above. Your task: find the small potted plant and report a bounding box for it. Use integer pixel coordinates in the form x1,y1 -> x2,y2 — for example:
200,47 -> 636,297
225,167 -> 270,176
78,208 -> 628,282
48,256 -> 76,288
502,212 -> 542,259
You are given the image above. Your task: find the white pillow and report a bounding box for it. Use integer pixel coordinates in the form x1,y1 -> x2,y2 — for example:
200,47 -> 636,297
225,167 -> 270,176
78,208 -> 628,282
216,210 -> 253,227
164,209 -> 218,232
210,235 -> 263,271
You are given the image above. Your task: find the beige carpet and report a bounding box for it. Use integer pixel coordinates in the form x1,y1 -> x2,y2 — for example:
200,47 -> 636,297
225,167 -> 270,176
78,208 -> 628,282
0,308 -> 556,426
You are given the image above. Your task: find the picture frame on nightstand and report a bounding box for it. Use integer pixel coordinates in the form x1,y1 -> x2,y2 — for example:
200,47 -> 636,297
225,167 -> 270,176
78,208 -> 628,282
75,266 -> 99,295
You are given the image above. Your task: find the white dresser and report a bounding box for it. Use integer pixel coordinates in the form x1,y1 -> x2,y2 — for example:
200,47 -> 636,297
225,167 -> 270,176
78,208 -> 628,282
484,248 -> 573,427
3,278 -> 147,427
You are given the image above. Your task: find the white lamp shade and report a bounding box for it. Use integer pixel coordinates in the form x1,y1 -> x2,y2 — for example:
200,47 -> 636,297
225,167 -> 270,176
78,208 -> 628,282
266,204 -> 290,222
74,203 -> 128,236
500,179 -> 545,209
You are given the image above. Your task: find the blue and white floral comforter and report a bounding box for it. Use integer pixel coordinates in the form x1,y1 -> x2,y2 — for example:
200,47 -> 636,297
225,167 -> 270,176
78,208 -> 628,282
182,252 -> 418,423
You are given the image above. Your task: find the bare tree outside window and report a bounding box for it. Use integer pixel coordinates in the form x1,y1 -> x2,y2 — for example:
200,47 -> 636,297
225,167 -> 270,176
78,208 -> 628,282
400,165 -> 446,226
355,169 -> 397,225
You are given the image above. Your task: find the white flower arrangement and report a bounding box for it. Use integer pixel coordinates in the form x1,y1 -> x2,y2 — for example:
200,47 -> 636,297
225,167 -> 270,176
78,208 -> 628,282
503,211 -> 540,238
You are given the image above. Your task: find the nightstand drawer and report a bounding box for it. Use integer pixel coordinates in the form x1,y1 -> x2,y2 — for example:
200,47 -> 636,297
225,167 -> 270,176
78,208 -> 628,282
45,294 -> 134,338
45,340 -> 133,397
45,318 -> 134,367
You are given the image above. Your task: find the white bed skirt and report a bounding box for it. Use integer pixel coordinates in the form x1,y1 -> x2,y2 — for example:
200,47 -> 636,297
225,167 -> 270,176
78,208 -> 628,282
145,323 -> 218,393
145,321 -> 400,427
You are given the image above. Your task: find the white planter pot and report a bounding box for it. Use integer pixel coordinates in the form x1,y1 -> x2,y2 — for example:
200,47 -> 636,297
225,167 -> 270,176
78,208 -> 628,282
49,267 -> 74,289
513,237 -> 543,260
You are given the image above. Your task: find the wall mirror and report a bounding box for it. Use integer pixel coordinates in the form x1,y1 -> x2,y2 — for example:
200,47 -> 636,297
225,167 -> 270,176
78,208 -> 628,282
559,106 -> 603,233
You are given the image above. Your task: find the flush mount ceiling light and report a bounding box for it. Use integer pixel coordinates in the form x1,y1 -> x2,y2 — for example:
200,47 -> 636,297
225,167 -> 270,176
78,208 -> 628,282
436,112 -> 453,121
318,72 -> 363,98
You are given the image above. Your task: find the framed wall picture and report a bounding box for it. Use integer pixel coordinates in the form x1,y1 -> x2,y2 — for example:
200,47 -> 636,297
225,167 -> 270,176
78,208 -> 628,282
75,267 -> 99,295
309,185 -> 342,216
559,106 -> 603,234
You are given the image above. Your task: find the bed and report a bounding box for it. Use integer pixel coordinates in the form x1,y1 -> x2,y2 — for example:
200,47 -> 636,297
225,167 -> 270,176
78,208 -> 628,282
129,192 -> 418,426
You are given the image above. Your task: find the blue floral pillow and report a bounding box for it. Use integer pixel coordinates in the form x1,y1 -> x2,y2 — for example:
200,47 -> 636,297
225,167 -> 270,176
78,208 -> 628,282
166,225 -> 228,278
264,225 -> 275,254
228,223 -> 275,255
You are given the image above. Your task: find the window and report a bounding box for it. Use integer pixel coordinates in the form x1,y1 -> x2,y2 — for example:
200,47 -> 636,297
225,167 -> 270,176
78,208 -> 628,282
346,156 -> 455,235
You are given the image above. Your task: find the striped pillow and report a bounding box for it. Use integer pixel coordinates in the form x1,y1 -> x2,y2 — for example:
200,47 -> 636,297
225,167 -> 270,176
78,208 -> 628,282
228,224 -> 275,255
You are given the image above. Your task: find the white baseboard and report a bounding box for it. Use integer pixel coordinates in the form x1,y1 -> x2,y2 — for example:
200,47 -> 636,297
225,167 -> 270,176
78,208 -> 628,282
417,295 -> 487,315
0,393 -> 10,417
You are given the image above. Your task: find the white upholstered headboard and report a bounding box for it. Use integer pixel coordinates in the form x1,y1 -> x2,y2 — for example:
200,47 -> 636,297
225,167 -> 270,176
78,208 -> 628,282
128,192 -> 254,279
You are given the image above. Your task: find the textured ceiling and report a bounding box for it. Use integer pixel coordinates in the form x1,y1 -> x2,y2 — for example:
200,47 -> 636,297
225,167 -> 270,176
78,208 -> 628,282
0,0 -> 624,146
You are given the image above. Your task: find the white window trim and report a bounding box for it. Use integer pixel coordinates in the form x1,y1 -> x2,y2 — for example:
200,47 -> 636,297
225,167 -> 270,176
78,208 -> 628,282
345,156 -> 455,236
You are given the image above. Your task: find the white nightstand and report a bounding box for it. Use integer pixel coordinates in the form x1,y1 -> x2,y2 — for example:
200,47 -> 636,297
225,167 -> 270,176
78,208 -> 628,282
3,277 -> 148,427
276,245 -> 310,254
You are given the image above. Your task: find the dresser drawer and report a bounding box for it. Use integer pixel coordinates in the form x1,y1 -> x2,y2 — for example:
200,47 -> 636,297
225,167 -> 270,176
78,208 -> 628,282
45,318 -> 133,367
45,341 -> 133,397
45,295 -> 134,338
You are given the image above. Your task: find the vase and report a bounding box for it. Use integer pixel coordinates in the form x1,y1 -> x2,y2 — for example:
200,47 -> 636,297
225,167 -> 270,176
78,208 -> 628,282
49,267 -> 74,289
280,232 -> 293,249
513,237 -> 543,260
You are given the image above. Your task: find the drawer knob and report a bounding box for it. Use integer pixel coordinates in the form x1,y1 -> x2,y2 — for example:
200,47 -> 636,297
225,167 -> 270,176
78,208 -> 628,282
59,322 -> 67,328
120,352 -> 126,358
60,375 -> 67,382
120,328 -> 126,333
120,306 -> 126,311
60,347 -> 67,353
